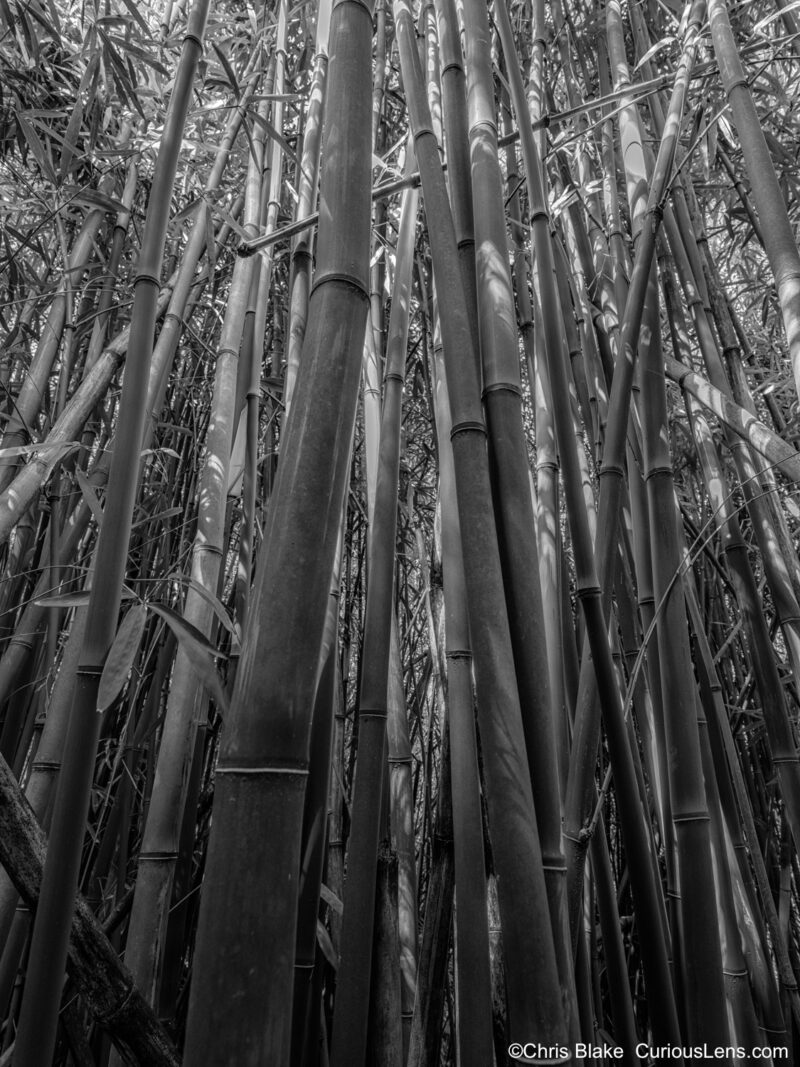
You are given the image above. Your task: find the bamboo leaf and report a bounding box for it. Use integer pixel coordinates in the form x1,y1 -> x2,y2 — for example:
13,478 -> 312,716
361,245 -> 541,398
59,97 -> 83,181
0,441 -> 80,460
66,187 -> 128,214
320,883 -> 343,915
227,411 -> 246,496
316,921 -> 338,970
115,0 -> 153,38
17,113 -> 57,185
633,36 -> 676,72
34,589 -> 137,609
247,111 -> 298,166
147,603 -> 230,714
168,571 -> 237,636
212,43 -> 240,98
75,468 -> 105,528
97,604 -> 148,713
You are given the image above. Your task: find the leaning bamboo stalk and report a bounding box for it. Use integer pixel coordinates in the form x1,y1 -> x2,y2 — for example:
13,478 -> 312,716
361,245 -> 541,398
639,249 -> 729,1042
385,204 -> 420,1060
84,144 -> 138,373
689,589 -> 800,1031
0,278 -> 173,548
283,0 -> 330,420
0,605 -> 87,948
432,0 -> 478,335
0,99 -> 249,716
672,186 -> 800,666
330,160 -> 418,1067
407,719 -> 454,1067
0,192 -> 237,710
562,0 -> 704,942
386,616 -> 418,1060
291,518 -> 345,1066
496,0 -> 684,1046
0,749 -> 178,1066
709,0 -> 800,402
182,0 -> 374,1057
430,313 -> 494,1067
393,0 -> 567,1051
663,355 -> 800,481
685,379 -> 800,849
0,209 -> 107,494
462,0 -> 573,1028
11,4 -> 211,1061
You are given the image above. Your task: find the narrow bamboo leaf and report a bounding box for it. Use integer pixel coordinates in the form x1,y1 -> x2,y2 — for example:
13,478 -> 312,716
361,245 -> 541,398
0,441 -> 80,460
141,447 -> 182,459
227,411 -> 246,496
75,470 -> 104,528
59,97 -> 83,181
67,188 -> 128,213
211,204 -> 251,243
316,921 -> 338,970
34,589 -> 137,609
132,506 -> 183,530
17,113 -> 57,185
170,196 -> 203,227
108,34 -> 169,76
246,111 -> 298,166
43,0 -> 62,41
212,43 -> 240,97
97,604 -> 148,713
633,36 -> 676,72
204,197 -> 217,281
169,571 -> 237,636
147,603 -> 230,714
320,883 -> 343,915
753,0 -> 800,34
115,0 -> 153,38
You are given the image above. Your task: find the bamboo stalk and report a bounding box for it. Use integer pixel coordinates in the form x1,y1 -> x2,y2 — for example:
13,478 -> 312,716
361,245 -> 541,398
182,0 -> 375,1057
11,5 -> 211,1061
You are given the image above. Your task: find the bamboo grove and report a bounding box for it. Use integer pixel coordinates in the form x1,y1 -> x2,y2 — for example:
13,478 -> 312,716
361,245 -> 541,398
5,0 -> 800,1062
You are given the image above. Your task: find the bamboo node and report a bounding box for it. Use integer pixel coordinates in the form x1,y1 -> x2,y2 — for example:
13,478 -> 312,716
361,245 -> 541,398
671,810 -> 710,823
449,420 -> 486,439
332,0 -> 374,17
215,765 -> 309,775
482,381 -> 522,397
309,270 -> 369,300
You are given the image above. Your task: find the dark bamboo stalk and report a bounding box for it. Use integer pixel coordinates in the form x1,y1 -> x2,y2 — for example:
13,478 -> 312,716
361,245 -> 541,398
182,0 -> 374,1058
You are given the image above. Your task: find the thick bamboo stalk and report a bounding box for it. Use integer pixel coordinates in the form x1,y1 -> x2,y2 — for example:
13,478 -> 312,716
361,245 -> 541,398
182,0 -> 374,1057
